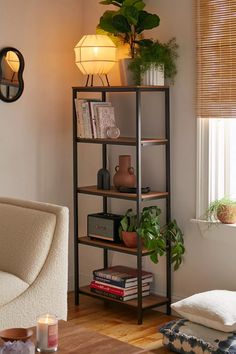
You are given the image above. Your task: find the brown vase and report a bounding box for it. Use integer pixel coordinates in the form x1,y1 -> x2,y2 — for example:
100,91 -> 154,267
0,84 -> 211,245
113,155 -> 136,189
217,205 -> 236,224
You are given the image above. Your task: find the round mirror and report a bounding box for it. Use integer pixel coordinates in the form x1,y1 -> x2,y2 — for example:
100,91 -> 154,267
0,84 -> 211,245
0,47 -> 24,103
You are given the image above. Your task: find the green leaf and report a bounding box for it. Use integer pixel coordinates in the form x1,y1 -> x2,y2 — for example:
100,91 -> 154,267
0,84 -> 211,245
112,14 -> 131,33
99,11 -> 120,34
150,252 -> 158,264
123,0 -> 145,10
120,6 -> 139,25
100,0 -> 124,6
136,11 -> 160,33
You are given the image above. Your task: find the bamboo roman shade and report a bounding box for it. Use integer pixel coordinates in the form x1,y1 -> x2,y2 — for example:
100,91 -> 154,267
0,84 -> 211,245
197,0 -> 236,118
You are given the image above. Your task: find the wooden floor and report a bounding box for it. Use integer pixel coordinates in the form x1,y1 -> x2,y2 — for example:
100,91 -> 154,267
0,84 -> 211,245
68,292 -> 175,353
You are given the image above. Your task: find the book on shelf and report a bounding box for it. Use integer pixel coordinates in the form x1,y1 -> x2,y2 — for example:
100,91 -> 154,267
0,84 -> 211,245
90,287 -> 150,302
96,105 -> 116,138
93,266 -> 153,288
74,97 -> 117,139
90,280 -> 150,296
88,101 -> 112,138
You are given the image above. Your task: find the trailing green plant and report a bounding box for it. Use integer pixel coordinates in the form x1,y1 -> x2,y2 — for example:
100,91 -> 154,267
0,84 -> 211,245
120,206 -> 185,270
97,0 -> 160,58
205,197 -> 236,222
128,38 -> 179,85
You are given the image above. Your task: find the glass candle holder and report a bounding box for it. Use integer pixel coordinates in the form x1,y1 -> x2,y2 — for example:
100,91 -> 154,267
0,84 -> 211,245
36,314 -> 58,352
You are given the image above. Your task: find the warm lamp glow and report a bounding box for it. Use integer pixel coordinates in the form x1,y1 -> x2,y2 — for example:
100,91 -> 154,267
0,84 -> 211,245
6,51 -> 20,73
74,35 -> 116,81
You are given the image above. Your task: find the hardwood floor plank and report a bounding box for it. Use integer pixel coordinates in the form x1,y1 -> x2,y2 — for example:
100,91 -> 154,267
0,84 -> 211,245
67,292 -> 175,352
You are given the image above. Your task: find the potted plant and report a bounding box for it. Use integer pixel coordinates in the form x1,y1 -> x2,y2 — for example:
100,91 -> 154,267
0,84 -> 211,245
120,208 -> 138,248
120,206 -> 185,270
128,38 -> 179,85
205,197 -> 236,224
97,0 -> 160,59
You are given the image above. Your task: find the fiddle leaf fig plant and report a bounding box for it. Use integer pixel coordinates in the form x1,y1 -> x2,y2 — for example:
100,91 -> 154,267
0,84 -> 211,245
97,0 -> 160,58
120,206 -> 185,270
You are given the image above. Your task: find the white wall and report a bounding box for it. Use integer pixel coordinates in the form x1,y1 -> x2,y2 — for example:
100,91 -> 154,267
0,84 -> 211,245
0,0 -> 82,290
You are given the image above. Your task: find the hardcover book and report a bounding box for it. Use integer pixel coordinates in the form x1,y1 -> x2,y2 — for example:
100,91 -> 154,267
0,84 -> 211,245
93,266 -> 153,286
90,288 -> 150,301
96,106 -> 116,138
90,280 -> 150,296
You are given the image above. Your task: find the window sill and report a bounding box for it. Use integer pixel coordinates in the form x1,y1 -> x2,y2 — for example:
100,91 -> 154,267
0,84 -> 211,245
191,219 -> 236,238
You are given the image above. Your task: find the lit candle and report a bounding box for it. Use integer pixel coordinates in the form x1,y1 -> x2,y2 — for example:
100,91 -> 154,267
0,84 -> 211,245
36,314 -> 58,352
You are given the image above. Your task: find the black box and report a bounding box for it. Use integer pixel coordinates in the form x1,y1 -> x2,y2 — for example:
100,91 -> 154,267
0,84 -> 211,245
87,212 -> 122,242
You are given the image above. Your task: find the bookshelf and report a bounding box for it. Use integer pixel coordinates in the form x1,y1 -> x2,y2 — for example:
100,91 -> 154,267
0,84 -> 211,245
73,86 -> 171,324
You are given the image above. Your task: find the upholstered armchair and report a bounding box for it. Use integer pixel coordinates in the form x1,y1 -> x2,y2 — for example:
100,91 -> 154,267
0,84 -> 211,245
0,197 -> 69,330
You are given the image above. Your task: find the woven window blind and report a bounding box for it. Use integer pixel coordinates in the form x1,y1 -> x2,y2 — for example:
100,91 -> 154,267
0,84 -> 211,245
197,0 -> 236,118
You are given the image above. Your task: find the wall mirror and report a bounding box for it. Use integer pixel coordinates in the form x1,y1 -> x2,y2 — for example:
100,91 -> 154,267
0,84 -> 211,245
0,47 -> 24,103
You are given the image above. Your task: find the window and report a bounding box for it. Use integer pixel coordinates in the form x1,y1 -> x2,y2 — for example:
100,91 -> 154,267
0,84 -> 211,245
196,0 -> 236,218
197,119 -> 236,218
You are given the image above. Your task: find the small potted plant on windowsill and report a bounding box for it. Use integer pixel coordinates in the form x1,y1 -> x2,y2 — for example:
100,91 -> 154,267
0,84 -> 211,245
119,206 -> 185,270
205,197 -> 236,224
128,38 -> 179,85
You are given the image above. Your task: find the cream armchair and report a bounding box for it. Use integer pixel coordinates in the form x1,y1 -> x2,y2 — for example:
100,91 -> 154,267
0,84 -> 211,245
0,197 -> 69,330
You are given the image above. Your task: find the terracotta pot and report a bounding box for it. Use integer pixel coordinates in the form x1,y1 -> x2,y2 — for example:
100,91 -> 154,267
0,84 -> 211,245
122,231 -> 138,248
113,155 -> 136,190
217,205 -> 236,224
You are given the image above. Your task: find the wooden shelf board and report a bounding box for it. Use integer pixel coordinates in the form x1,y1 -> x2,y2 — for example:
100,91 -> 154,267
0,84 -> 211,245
77,137 -> 168,146
77,186 -> 168,201
72,85 -> 169,92
79,286 -> 169,309
78,236 -> 152,256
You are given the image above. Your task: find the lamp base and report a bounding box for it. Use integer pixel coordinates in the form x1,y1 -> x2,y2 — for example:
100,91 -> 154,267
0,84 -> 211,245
85,74 -> 110,87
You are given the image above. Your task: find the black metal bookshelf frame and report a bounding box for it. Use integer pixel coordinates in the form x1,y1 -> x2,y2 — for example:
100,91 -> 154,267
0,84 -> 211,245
72,86 -> 171,324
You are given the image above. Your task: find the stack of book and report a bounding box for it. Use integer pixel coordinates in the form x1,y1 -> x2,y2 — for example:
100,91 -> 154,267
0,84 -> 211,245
74,97 -> 117,139
90,265 -> 153,302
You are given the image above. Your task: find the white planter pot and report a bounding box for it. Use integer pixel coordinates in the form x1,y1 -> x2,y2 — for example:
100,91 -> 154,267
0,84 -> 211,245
119,58 -> 135,86
141,64 -> 164,86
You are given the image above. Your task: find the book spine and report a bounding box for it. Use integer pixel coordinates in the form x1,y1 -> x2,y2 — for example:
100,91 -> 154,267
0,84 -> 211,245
93,270 -> 134,282
81,102 -> 92,139
74,99 -> 83,138
90,282 -> 124,296
91,281 -> 150,296
91,288 -> 150,301
91,288 -> 123,301
88,102 -> 97,138
93,275 -> 127,288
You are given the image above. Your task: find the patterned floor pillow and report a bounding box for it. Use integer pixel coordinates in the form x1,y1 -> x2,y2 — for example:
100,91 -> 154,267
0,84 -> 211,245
160,319 -> 236,354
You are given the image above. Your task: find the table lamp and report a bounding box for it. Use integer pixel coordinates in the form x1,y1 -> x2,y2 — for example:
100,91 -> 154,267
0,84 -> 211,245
6,50 -> 20,73
74,34 -> 116,86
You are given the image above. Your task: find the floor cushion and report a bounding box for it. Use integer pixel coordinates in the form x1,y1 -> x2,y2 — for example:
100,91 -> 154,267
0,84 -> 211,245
171,290 -> 236,332
160,319 -> 236,354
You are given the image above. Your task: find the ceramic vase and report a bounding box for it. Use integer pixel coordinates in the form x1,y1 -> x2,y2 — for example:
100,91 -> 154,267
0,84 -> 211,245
141,64 -> 164,86
119,58 -> 135,86
113,155 -> 136,189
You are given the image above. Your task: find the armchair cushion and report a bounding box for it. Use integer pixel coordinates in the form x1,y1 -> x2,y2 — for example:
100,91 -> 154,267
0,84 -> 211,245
0,271 -> 28,307
0,203 -> 56,285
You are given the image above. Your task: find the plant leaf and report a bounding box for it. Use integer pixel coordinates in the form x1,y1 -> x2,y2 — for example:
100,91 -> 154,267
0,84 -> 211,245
112,14 -> 131,33
136,11 -> 160,33
123,0 -> 145,10
99,11 -> 120,34
120,6 -> 139,25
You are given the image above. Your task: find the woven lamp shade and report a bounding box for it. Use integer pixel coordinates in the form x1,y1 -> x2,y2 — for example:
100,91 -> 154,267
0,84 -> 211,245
74,35 -> 116,75
5,51 -> 20,72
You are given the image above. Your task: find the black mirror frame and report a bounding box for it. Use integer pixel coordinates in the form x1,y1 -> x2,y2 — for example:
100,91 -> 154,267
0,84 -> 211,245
0,47 -> 25,103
